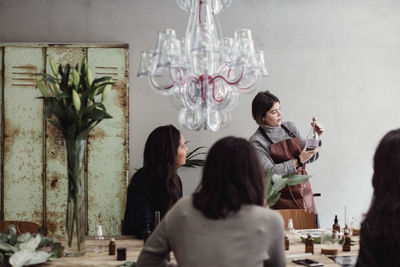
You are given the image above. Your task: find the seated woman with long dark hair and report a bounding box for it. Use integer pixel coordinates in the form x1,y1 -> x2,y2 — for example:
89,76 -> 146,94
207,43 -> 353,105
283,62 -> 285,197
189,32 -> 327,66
136,137 -> 286,267
123,125 -> 188,238
356,129 -> 400,267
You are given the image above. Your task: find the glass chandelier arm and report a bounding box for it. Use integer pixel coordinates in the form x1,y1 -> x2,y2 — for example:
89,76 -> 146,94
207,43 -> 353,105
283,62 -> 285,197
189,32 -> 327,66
211,80 -> 224,103
236,81 -> 256,90
169,67 -> 199,87
148,73 -> 174,93
210,66 -> 244,85
235,75 -> 260,92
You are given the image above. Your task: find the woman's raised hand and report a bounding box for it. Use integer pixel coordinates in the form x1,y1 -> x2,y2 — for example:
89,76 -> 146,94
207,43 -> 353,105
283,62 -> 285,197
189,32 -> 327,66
312,121 -> 324,136
299,145 -> 320,164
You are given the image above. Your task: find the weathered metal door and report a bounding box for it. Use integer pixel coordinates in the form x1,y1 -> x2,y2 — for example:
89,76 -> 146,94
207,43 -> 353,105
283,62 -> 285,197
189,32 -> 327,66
0,43 -> 129,237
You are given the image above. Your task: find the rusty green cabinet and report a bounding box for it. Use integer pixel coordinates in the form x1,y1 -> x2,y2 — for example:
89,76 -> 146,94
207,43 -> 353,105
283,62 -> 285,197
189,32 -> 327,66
0,43 -> 129,237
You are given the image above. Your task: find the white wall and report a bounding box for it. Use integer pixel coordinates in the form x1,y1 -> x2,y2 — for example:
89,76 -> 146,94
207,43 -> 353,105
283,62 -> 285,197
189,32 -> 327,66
1,0 -> 400,228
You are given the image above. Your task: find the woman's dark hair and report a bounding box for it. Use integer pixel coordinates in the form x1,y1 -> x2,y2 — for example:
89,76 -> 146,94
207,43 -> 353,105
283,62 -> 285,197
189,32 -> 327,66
251,90 -> 280,125
362,128 -> 400,260
143,125 -> 181,216
193,136 -> 265,219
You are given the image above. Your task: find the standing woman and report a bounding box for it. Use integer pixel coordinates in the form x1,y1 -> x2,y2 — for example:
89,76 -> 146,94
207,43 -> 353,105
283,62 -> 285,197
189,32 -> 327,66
249,91 -> 324,213
123,125 -> 188,238
356,129 -> 400,267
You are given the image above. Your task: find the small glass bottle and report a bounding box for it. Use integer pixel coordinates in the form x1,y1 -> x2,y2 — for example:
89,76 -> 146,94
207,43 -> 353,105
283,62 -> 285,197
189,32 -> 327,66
155,211 -> 161,227
108,237 -> 116,255
305,234 -> 314,254
344,224 -> 349,234
332,215 -> 340,233
117,247 -> 127,261
143,223 -> 152,244
305,117 -> 319,150
284,234 -> 289,251
94,225 -> 104,253
342,229 -> 351,252
350,216 -> 355,236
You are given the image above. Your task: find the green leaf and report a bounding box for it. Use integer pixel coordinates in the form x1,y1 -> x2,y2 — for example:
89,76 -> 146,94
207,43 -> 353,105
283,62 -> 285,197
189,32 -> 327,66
186,152 -> 207,160
93,76 -> 113,84
286,175 -> 311,186
52,101 -> 66,120
186,146 -> 207,158
0,239 -> 18,253
48,120 -> 65,134
76,121 -> 99,139
272,177 -> 287,193
184,159 -> 205,167
88,109 -> 112,120
38,74 -> 58,84
36,79 -> 49,97
9,250 -> 51,266
264,168 -> 311,206
268,192 -> 281,207
61,64 -> 70,89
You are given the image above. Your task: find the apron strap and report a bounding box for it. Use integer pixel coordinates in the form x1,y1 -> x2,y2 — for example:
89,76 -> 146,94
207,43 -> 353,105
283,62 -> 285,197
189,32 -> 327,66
281,124 -> 296,138
258,126 -> 274,144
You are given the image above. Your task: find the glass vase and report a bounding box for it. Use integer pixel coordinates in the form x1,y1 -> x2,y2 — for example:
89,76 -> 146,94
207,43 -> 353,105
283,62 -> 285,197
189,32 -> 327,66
64,139 -> 87,257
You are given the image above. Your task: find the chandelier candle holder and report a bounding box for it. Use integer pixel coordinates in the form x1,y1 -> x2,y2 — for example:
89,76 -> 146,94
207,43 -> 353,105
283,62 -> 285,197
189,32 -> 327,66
138,0 -> 268,131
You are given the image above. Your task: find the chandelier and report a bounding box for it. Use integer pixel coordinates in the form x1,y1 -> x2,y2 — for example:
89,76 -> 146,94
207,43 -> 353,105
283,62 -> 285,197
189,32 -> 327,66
137,0 -> 268,131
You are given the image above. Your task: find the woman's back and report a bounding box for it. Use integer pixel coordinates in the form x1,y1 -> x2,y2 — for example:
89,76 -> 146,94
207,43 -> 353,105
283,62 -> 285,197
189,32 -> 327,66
138,196 -> 285,267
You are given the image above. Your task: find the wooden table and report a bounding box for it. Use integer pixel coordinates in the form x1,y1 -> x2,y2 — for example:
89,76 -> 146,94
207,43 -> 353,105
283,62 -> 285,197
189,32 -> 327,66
40,236 -> 143,267
39,235 -> 359,266
286,236 -> 359,267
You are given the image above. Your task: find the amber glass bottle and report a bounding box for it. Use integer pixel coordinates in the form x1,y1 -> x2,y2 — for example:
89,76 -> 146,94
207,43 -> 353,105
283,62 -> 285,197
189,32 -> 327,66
305,234 -> 314,254
342,229 -> 351,252
332,215 -> 340,233
108,237 -> 116,255
285,235 -> 289,250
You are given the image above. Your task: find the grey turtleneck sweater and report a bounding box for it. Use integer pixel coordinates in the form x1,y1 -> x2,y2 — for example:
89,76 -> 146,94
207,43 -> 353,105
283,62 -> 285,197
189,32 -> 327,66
249,121 -> 319,175
137,196 -> 286,267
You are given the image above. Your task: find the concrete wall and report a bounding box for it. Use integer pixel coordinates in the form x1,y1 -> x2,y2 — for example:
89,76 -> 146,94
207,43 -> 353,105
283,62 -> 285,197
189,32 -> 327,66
1,0 -> 400,228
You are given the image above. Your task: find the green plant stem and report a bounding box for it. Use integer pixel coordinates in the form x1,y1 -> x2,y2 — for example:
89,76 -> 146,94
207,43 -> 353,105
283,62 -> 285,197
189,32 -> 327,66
75,193 -> 80,252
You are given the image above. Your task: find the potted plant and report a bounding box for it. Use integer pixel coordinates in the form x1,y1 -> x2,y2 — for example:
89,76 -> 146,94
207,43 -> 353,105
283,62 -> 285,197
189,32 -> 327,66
36,58 -> 113,256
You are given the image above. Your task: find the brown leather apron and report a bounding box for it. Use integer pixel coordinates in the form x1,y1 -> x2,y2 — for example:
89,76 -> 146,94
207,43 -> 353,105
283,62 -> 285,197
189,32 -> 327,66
259,125 -> 316,214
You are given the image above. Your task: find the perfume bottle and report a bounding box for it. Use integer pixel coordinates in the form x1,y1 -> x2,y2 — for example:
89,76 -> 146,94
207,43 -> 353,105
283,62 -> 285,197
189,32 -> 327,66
143,223 -> 152,244
288,218 -> 295,234
155,211 -> 160,227
284,234 -> 289,251
94,225 -> 105,253
332,215 -> 341,233
306,117 -> 319,150
342,229 -> 351,252
108,237 -> 116,255
305,233 -> 314,254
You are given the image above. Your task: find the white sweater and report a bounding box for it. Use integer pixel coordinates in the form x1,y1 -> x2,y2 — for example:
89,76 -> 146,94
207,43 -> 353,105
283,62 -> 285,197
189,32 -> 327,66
137,196 -> 286,267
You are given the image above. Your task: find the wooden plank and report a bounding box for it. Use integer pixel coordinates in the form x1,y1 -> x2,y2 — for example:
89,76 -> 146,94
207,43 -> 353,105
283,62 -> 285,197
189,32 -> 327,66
87,48 -> 129,236
0,43 -> 129,49
44,48 -> 86,237
3,47 -> 44,225
0,47 -> 3,220
277,209 -> 317,230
